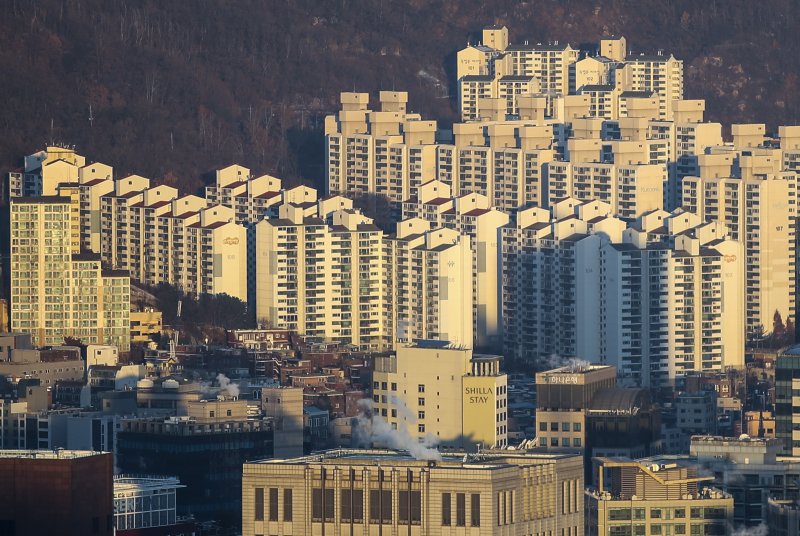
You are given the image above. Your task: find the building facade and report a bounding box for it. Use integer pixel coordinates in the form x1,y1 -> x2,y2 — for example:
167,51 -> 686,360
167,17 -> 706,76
242,448 -> 584,536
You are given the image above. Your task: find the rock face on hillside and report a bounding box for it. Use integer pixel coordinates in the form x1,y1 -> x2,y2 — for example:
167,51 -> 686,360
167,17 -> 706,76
1,0 -> 798,191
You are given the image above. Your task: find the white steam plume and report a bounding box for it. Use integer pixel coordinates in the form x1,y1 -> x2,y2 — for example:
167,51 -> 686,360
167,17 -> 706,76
216,373 -> 240,398
353,398 -> 441,461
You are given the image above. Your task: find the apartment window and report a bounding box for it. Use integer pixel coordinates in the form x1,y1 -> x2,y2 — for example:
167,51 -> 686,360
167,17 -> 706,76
391,409 -> 397,418
418,384 -> 425,393
418,411 -> 425,420
551,438 -> 558,446
373,381 -> 379,390
562,422 -> 570,432
254,488 -> 264,521
573,422 -> 581,432
456,493 -> 466,526
283,489 -> 293,521
418,424 -> 425,433
442,493 -> 451,525
539,421 -> 547,431
418,397 -> 425,406
471,494 -> 480,527
269,488 -> 278,521
209,411 -> 215,418
227,409 -> 232,417
381,382 -> 387,390
550,422 -> 558,431
391,383 -> 397,391
573,438 -> 581,447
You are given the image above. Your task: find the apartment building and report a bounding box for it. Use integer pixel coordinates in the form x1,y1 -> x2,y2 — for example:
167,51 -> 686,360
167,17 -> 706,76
682,145 -> 797,336
384,220 -> 473,348
255,208 -> 385,349
501,199 -> 744,387
775,348 -> 800,456
9,197 -> 130,349
585,457 -> 732,536
371,342 -> 507,449
325,91 -> 437,203
99,175 -> 247,301
402,181 -> 508,349
242,448 -> 584,536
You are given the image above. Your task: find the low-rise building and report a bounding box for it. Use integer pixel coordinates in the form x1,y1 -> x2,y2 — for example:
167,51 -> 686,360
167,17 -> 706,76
586,457 -> 733,536
242,448 -> 584,536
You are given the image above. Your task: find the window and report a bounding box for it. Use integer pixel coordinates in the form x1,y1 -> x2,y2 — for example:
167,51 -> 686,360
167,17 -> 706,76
312,489 -> 322,522
227,410 -> 232,417
324,489 -> 334,522
418,424 -> 425,433
283,489 -> 293,521
573,422 -> 581,431
399,490 -> 421,524
418,397 -> 425,406
209,411 -> 215,418
573,438 -> 581,447
551,438 -> 558,446
269,488 -> 278,521
391,383 -> 397,391
254,488 -> 264,521
369,490 -> 392,524
391,409 -> 397,418
418,411 -> 425,420
550,422 -> 558,431
539,421 -> 547,431
456,493 -> 466,526
418,384 -> 425,393
442,493 -> 451,526
562,422 -> 570,432
471,494 -> 480,526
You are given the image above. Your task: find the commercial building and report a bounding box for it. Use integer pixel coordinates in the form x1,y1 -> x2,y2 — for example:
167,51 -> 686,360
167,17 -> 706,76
0,341 -> 85,385
242,448 -> 584,536
117,415 -> 273,525
585,457 -> 732,536
535,364 -> 661,465
371,341 -> 508,449
775,347 -> 800,456
262,385 -> 304,458
691,435 -> 800,527
113,475 -> 195,535
130,308 -> 163,344
9,196 -> 130,349
769,498 -> 800,536
0,449 -> 114,536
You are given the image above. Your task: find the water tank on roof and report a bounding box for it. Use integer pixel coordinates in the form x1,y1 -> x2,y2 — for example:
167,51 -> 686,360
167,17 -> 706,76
163,379 -> 179,390
136,379 -> 154,390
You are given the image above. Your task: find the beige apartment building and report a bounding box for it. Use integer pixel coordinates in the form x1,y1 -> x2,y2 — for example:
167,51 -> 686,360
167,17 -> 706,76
98,175 -> 247,301
242,448 -> 584,536
586,458 -> 733,536
371,343 -> 507,449
9,197 -> 130,349
683,141 -> 797,335
402,181 -> 508,349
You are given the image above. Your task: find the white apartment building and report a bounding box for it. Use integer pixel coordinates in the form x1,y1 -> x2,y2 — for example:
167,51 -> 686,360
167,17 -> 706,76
502,199 -> 744,387
255,208 -> 386,349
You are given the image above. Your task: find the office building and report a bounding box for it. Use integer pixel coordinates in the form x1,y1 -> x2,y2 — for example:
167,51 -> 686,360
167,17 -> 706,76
0,449 -> 114,536
9,197 -> 130,349
586,457 -> 732,536
371,342 -> 508,449
691,435 -> 800,527
773,347 -> 800,455
769,498 -> 800,536
117,415 -> 273,525
242,448 -> 584,536
113,475 -> 195,535
536,364 -> 661,463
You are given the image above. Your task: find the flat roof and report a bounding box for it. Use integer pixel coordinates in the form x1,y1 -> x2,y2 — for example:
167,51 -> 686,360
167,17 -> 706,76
0,449 -> 106,460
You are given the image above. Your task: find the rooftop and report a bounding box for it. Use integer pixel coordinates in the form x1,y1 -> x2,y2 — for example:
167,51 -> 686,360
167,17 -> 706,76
0,449 -> 105,460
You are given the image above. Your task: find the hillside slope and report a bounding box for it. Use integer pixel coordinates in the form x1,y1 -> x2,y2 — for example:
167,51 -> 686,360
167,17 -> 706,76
1,0 -> 799,193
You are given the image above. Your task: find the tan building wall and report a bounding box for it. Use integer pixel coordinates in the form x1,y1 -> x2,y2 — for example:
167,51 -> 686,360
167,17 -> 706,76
242,449 -> 584,536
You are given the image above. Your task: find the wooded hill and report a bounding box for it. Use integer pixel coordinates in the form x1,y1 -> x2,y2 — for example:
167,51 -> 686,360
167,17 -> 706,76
2,0 -> 799,194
